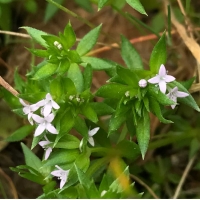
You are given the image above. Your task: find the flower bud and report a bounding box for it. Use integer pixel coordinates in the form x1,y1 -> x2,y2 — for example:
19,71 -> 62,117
139,79 -> 147,88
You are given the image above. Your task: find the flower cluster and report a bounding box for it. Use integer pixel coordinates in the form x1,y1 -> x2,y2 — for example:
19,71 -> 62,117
20,93 -> 60,159
137,64 -> 189,109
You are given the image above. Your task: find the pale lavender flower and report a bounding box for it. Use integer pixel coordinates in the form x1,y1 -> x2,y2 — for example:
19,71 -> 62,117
138,79 -> 147,88
148,64 -> 175,94
39,136 -> 52,160
32,113 -> 58,136
41,93 -> 60,117
88,127 -> 99,146
51,165 -> 70,189
167,86 -> 189,109
19,99 -> 40,125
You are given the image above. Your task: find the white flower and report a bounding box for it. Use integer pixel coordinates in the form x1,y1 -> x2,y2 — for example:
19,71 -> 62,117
19,99 -> 40,125
138,79 -> 147,88
88,127 -> 99,146
148,64 -> 175,94
166,86 -> 189,109
32,113 -> 58,136
41,93 -> 60,117
101,190 -> 107,197
38,136 -> 52,160
51,165 -> 70,189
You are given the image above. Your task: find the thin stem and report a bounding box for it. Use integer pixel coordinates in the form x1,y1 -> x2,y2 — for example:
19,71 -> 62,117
46,0 -> 95,28
0,76 -> 19,97
0,30 -> 30,38
173,155 -> 196,199
130,174 -> 159,199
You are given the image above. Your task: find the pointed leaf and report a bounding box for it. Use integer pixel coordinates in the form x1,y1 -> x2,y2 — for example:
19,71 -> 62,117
21,143 -> 42,170
77,24 -> 102,56
83,64 -> 93,90
126,0 -> 147,15
136,109 -> 150,159
80,104 -> 98,123
121,35 -> 143,70
149,32 -> 166,73
21,26 -> 48,48
98,0 -> 109,9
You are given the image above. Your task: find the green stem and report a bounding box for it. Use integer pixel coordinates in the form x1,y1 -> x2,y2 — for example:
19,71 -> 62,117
46,0 -> 95,28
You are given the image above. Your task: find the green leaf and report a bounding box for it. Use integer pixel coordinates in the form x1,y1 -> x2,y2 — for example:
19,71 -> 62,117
14,69 -> 25,93
44,0 -> 65,22
116,65 -> 139,86
149,32 -> 166,73
83,64 -> 93,90
96,83 -> 132,99
68,63 -> 84,93
148,85 -> 175,106
136,109 -> 150,159
33,63 -> 57,80
75,0 -> 93,12
149,97 -> 173,124
6,125 -> 34,142
50,78 -> 63,101
57,59 -> 70,75
81,104 -> 98,123
180,77 -> 195,90
74,116 -> 88,137
81,57 -> 116,71
90,102 -> 115,116
21,143 -> 42,170
62,22 -> 76,49
77,24 -> 102,56
28,48 -> 49,58
126,0 -> 147,15
170,81 -> 200,112
116,140 -> 140,159
18,173 -> 45,185
43,149 -> 79,167
21,26 -> 48,48
98,0 -> 109,9
121,35 -> 143,70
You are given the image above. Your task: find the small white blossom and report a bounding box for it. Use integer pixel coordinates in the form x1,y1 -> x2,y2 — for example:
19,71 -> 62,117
88,127 -> 99,146
51,165 -> 70,189
32,113 -> 58,136
54,41 -> 59,47
139,79 -> 147,88
69,95 -> 74,100
125,91 -> 130,97
38,136 -> 52,160
57,44 -> 62,50
19,99 -> 40,125
101,190 -> 107,197
41,93 -> 60,117
167,87 -> 189,109
148,64 -> 175,94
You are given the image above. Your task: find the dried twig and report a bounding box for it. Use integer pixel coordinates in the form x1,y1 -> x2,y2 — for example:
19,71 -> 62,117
130,174 -> 159,199
0,76 -> 19,97
173,155 -> 196,199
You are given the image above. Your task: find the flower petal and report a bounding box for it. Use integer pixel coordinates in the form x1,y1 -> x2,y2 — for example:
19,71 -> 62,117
159,64 -> 166,77
46,123 -> 58,134
171,104 -> 176,109
19,99 -> 27,106
44,147 -> 52,160
165,75 -> 175,83
34,124 -> 46,136
39,141 -> 50,147
23,107 -> 30,114
176,91 -> 189,98
32,114 -> 44,123
159,80 -> 167,93
51,170 -> 61,177
88,137 -> 95,146
43,103 -> 52,117
52,101 -> 60,110
88,127 -> 99,137
35,99 -> 45,108
45,113 -> 55,123
148,76 -> 160,84
46,93 -> 52,101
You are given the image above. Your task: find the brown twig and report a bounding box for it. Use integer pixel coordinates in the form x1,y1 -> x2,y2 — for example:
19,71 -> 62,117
173,155 -> 196,199
0,76 -> 19,97
130,174 -> 159,199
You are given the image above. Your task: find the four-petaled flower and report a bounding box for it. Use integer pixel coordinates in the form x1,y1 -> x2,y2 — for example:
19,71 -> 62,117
51,165 -> 70,189
40,93 -> 60,117
148,64 -> 175,94
19,99 -> 41,125
167,87 -> 189,109
38,136 -> 53,160
88,127 -> 100,146
32,113 -> 58,136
